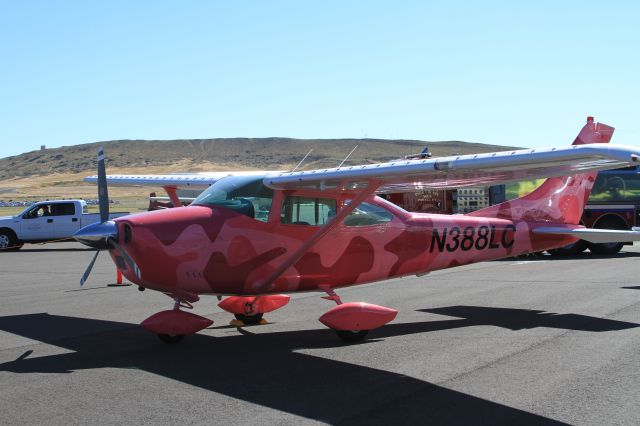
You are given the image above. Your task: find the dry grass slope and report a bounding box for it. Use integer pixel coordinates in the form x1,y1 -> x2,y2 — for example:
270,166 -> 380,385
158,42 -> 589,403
0,137 -> 520,200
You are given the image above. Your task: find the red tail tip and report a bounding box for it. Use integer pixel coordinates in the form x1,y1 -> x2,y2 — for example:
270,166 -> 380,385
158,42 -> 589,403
587,116 -> 594,123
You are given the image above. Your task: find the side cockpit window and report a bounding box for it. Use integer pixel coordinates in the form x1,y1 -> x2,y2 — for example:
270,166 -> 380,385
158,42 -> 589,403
281,196 -> 337,226
192,176 -> 273,222
343,201 -> 393,227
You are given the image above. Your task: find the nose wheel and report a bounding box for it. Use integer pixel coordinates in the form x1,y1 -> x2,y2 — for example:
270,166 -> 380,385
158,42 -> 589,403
219,295 -> 290,326
234,313 -> 264,325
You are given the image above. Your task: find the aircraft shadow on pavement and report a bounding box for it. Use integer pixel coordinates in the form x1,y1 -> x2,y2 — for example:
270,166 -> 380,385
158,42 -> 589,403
418,306 -> 640,332
0,313 -> 579,425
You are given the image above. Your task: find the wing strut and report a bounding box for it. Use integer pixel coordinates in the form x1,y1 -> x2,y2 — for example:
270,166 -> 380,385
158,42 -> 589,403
255,180 -> 382,292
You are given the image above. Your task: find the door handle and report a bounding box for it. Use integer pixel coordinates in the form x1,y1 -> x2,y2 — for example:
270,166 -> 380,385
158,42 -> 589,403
72,218 -> 78,222
47,219 -> 53,223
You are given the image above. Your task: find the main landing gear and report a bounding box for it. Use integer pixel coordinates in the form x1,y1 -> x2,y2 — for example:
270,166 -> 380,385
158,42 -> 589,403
319,290 -> 398,342
158,333 -> 184,344
140,292 -> 398,344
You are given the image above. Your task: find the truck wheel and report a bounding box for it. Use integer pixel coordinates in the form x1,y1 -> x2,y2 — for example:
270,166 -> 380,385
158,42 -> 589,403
547,240 -> 588,257
589,219 -> 625,255
0,230 -> 21,251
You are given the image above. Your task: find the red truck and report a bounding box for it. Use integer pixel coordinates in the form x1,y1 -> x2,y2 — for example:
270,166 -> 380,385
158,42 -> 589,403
549,166 -> 640,255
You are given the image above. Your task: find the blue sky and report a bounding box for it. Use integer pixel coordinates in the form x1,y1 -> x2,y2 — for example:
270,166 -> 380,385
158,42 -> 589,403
1,1 -> 639,160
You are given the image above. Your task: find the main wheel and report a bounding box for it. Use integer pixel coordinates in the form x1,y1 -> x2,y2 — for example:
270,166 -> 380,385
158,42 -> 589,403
234,313 -> 264,325
336,330 -> 369,342
589,218 -> 626,255
0,230 -> 20,251
157,334 -> 185,344
590,240 -> 624,255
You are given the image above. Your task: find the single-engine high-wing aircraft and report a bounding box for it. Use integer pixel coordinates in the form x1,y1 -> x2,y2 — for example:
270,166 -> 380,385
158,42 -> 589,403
75,117 -> 640,343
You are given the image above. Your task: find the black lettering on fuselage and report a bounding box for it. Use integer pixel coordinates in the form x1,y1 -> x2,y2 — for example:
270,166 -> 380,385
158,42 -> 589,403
475,226 -> 489,250
430,228 -> 447,252
502,224 -> 516,248
489,225 -> 500,249
429,224 -> 517,253
446,227 -> 461,251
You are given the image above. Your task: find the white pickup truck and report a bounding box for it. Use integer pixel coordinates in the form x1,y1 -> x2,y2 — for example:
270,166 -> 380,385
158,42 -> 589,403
0,200 -> 129,250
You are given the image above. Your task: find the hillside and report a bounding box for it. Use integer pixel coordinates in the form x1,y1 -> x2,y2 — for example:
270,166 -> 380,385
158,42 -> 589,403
0,137 -> 521,200
0,138 -> 520,180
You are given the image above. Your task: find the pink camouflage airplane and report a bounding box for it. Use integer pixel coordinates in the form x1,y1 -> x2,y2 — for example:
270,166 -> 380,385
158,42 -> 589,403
75,117 -> 640,343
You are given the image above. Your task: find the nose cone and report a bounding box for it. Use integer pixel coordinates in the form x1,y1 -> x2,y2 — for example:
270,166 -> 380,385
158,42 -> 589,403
73,220 -> 118,249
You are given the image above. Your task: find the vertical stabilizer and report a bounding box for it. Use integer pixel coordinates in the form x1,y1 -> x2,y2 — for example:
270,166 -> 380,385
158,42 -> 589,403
468,117 -> 615,224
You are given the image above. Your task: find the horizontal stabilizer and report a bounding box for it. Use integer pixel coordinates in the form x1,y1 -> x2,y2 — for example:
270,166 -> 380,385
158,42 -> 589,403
532,227 -> 640,243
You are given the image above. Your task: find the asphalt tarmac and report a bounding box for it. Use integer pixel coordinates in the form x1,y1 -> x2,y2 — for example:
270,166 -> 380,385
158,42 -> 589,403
1,242 -> 640,425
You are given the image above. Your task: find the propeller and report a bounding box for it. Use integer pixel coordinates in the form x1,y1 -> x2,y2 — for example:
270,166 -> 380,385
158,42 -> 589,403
80,250 -> 100,287
74,146 -> 141,286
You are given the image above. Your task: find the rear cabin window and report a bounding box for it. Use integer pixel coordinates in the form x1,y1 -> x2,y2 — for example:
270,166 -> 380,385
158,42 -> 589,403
51,203 -> 76,216
343,201 -> 393,227
281,196 -> 337,226
191,176 -> 273,222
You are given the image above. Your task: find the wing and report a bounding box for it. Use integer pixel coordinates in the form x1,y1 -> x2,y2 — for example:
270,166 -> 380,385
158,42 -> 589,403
264,144 -> 640,193
84,171 -> 282,189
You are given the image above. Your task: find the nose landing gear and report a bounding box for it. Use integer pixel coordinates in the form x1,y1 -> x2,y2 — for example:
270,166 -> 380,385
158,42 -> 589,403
141,298 -> 213,344
218,295 -> 290,326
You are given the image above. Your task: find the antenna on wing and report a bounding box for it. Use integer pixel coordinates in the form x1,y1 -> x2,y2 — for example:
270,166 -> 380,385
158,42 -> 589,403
405,146 -> 432,160
338,145 -> 358,168
291,149 -> 313,172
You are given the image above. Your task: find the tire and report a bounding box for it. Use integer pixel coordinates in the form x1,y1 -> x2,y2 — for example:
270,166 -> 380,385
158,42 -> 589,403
336,330 -> 369,342
589,240 -> 624,255
157,334 -> 185,344
547,240 -> 588,257
589,218 -> 626,255
0,230 -> 21,251
234,313 -> 264,325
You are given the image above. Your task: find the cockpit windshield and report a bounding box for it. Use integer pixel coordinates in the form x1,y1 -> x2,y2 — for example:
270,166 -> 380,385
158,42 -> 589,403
192,175 -> 273,221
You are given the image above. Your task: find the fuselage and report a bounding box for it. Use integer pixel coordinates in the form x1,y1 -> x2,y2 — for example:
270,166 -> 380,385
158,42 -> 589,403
111,190 -> 575,297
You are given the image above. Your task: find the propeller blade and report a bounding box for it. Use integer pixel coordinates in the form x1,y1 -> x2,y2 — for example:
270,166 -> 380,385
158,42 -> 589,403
108,238 -> 141,279
97,145 -> 110,224
80,250 -> 101,286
